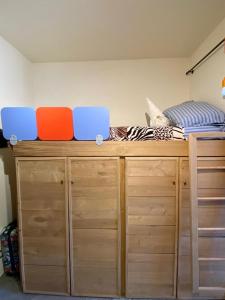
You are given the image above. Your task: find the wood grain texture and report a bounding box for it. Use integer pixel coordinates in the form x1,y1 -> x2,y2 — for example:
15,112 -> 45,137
12,141 -> 189,157
72,229 -> 118,296
127,226 -> 175,254
69,158 -> 121,297
23,265 -> 68,294
16,158 -> 69,295
127,253 -> 175,298
120,158 -> 126,296
189,132 -> 225,297
126,158 -> 178,298
178,157 -> 225,299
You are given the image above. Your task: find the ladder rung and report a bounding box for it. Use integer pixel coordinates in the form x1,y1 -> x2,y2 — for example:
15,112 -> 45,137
199,287 -> 225,292
198,227 -> 225,232
197,166 -> 225,170
198,196 -> 225,201
198,257 -> 225,261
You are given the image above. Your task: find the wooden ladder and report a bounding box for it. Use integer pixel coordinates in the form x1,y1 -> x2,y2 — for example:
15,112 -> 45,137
189,132 -> 225,297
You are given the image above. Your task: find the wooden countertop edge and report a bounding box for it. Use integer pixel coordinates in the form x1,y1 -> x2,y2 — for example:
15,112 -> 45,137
11,140 -> 225,157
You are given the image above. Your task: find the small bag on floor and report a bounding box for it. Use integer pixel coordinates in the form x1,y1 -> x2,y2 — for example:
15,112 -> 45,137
0,221 -> 19,275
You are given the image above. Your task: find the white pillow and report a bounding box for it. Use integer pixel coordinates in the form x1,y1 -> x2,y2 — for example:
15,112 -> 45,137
146,98 -> 170,127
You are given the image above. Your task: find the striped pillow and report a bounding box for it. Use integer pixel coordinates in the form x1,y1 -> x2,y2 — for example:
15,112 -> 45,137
164,101 -> 225,127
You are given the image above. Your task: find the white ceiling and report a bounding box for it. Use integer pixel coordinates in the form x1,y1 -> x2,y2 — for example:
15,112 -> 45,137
0,0 -> 225,62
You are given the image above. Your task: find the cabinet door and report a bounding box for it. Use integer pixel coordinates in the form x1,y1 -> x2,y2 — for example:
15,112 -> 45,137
16,158 -> 69,295
126,158 -> 178,298
69,157 -> 120,297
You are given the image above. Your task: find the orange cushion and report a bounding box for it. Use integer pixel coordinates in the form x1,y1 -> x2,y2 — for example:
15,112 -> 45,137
36,107 -> 73,140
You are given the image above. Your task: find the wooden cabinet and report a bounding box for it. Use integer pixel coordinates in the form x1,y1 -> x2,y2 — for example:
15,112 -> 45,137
16,158 -> 69,295
69,158 -> 121,297
14,141 -> 225,298
125,158 -> 178,298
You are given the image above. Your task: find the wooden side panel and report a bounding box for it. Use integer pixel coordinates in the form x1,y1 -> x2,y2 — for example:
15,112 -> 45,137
70,158 -> 120,297
178,158 -> 225,299
17,159 -> 69,295
126,158 -> 178,298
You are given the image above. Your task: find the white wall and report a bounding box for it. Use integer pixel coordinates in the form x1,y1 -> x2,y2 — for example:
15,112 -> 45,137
189,17 -> 225,111
0,36 -> 33,276
33,58 -> 190,126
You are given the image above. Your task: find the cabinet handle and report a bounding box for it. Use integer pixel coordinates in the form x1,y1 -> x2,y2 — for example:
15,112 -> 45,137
172,181 -> 176,185
71,181 -> 74,185
184,181 -> 187,186
60,180 -> 64,184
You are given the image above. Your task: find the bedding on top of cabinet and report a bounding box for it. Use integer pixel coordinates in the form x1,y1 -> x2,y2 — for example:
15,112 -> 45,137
109,126 -> 184,141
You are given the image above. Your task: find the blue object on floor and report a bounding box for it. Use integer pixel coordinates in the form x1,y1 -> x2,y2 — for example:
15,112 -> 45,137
73,107 -> 110,140
1,107 -> 37,140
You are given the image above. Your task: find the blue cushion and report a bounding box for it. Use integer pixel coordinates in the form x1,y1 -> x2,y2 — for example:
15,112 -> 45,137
73,107 -> 110,140
164,101 -> 225,127
1,107 -> 37,140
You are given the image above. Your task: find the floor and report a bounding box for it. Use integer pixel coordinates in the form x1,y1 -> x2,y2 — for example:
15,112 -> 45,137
0,274 -> 121,300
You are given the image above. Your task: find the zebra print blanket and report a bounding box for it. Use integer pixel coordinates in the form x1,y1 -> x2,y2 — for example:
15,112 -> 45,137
109,126 -> 184,141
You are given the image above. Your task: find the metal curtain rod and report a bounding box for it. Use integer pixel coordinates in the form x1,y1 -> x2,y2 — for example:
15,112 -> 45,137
186,38 -> 225,76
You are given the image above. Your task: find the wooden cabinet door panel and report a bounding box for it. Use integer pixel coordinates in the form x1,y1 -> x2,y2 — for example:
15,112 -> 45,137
70,158 -> 120,297
70,158 -> 119,229
17,159 -> 69,295
126,158 -> 178,298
